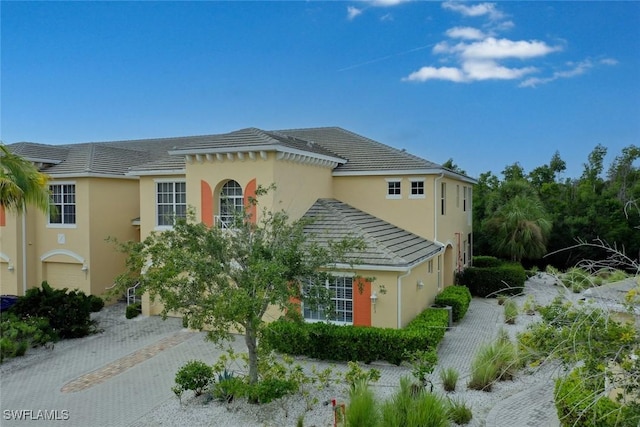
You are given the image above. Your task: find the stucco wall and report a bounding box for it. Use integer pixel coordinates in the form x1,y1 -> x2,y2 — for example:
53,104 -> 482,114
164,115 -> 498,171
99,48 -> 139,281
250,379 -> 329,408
88,178 -> 140,295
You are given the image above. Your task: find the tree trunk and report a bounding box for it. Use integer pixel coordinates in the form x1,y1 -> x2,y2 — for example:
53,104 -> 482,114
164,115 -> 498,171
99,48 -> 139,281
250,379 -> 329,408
244,323 -> 259,384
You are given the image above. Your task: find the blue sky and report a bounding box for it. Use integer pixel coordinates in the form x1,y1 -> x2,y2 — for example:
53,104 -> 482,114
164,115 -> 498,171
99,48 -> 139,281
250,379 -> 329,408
1,1 -> 639,179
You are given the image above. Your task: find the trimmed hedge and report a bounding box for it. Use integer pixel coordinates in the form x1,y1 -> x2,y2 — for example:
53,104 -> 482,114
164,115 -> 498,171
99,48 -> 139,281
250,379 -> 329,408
471,256 -> 502,268
555,368 -> 639,427
434,285 -> 472,322
457,263 -> 526,298
262,308 -> 449,366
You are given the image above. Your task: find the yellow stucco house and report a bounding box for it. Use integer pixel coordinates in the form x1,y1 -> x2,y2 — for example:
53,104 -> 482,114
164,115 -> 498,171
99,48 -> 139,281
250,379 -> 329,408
1,127 -> 475,328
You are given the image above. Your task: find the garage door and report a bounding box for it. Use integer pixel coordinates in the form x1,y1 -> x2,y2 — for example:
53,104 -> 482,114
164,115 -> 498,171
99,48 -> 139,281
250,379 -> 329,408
44,262 -> 89,294
0,263 -> 18,295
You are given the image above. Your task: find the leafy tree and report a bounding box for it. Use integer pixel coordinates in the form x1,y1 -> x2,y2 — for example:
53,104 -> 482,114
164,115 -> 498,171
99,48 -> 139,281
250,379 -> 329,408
113,189 -> 363,384
0,144 -> 51,213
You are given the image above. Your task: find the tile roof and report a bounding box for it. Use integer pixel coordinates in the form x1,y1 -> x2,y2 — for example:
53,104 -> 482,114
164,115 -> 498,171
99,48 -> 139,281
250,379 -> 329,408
302,199 -> 442,269
6,126 -> 471,179
278,127 -> 442,173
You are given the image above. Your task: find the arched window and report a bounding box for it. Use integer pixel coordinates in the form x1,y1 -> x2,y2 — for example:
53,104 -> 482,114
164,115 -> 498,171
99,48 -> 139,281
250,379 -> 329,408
218,180 -> 243,228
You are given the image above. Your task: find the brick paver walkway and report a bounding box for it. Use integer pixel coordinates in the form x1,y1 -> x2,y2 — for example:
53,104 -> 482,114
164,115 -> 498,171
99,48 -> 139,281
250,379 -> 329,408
61,330 -> 195,393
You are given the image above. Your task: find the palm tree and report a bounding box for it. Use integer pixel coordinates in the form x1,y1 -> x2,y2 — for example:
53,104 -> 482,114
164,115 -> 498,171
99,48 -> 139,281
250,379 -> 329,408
0,144 -> 51,213
483,195 -> 552,262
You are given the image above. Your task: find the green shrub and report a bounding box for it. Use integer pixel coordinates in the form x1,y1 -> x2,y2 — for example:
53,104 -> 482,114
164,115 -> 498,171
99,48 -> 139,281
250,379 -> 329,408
89,295 -> 105,312
472,255 -> 503,268
174,360 -> 214,397
246,378 -> 298,404
555,368 -> 639,427
10,281 -> 97,339
126,303 -> 142,319
447,397 -> 473,424
458,263 -> 526,297
262,307 -> 448,365
434,285 -> 472,322
439,367 -> 459,392
562,267 -> 593,293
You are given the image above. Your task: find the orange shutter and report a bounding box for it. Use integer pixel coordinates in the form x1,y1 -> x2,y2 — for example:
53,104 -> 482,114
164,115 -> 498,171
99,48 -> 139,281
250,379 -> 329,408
200,180 -> 213,227
0,205 -> 5,227
244,178 -> 257,224
353,278 -> 372,326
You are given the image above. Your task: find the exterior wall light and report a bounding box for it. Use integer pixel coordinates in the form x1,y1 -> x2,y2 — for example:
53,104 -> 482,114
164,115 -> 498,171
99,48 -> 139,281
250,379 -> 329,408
7,263 -> 14,271
81,264 -> 88,272
370,291 -> 378,309
417,280 -> 424,289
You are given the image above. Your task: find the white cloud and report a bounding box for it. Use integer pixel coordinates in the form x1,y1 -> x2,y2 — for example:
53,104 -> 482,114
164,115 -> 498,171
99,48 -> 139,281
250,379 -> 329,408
371,0 -> 410,6
347,6 -> 363,20
446,26 -> 486,40
442,1 -> 504,20
463,60 -> 537,80
403,66 -> 467,82
600,58 -> 618,66
519,59 -> 613,87
459,37 -> 561,60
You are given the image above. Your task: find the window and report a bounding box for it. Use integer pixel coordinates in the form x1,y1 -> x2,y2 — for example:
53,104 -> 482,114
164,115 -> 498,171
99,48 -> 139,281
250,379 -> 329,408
456,185 -> 460,208
49,183 -> 76,225
386,179 -> 401,199
303,276 -> 353,324
218,180 -> 244,227
463,186 -> 468,211
409,178 -> 425,199
440,182 -> 447,215
428,260 -> 433,273
156,181 -> 186,227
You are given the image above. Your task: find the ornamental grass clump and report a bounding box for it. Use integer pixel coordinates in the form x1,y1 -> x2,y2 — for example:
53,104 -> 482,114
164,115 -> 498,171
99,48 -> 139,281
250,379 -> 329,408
504,299 -> 518,324
468,331 -> 519,391
439,367 -> 459,392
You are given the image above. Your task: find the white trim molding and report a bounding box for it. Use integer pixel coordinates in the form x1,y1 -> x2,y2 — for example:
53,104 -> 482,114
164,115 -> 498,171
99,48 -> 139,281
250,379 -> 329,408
40,249 -> 86,269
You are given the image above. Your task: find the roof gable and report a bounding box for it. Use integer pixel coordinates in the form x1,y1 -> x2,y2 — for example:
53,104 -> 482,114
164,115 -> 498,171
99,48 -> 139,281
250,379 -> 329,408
302,198 -> 442,269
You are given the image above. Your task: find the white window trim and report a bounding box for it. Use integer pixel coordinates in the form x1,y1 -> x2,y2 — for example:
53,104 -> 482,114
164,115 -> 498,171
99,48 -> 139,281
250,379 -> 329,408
154,178 -> 186,230
409,177 -> 426,199
302,272 -> 355,326
385,178 -> 402,200
47,181 -> 77,229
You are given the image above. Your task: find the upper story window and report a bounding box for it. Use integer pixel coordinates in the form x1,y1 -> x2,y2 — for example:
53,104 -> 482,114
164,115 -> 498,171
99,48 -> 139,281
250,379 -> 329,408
386,178 -> 401,200
156,181 -> 186,227
441,182 -> 447,215
409,178 -> 425,199
463,186 -> 468,211
303,276 -> 353,324
49,183 -> 76,226
218,180 -> 243,228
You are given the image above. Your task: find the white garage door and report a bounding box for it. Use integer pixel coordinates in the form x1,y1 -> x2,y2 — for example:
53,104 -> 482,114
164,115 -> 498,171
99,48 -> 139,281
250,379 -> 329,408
44,262 -> 89,294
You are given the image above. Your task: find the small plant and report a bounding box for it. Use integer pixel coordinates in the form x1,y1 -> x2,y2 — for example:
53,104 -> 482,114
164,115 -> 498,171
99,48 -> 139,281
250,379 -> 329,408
246,378 -> 298,404
173,360 -> 214,397
447,397 -> 473,424
504,299 -> 518,324
497,295 -> 507,305
405,349 -> 437,390
439,367 -> 459,392
125,302 -> 142,319
522,294 -> 536,315
468,332 -> 519,391
344,361 -> 380,390
211,375 -> 245,403
296,415 -> 304,427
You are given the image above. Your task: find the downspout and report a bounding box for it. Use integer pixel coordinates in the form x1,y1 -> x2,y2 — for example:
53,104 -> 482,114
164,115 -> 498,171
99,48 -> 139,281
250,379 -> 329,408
433,172 -> 445,290
397,268 -> 412,329
22,213 -> 27,295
